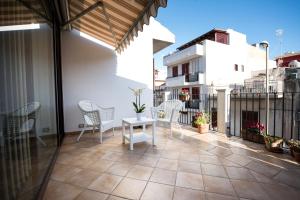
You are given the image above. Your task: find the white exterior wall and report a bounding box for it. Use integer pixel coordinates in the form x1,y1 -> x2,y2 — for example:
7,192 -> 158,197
62,23 -> 158,132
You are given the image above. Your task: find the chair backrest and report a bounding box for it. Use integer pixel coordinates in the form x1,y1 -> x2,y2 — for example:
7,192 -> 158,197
78,100 -> 100,125
158,100 -> 183,121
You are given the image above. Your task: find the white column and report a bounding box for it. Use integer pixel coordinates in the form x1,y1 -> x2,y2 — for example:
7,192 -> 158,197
216,89 -> 230,134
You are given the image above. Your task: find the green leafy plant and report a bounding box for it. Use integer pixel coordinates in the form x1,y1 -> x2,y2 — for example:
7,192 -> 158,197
287,139 -> 300,153
194,112 -> 210,126
129,87 -> 146,113
133,102 -> 145,113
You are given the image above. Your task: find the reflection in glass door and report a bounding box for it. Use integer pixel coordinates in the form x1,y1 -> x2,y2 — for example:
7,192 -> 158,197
0,1 -> 59,199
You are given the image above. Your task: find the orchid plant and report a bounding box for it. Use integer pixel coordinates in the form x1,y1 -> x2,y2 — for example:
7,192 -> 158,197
129,87 -> 146,113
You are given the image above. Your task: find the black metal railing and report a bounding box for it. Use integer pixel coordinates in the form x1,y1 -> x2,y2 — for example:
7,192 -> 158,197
228,91 -> 300,140
167,93 -> 218,129
185,73 -> 198,82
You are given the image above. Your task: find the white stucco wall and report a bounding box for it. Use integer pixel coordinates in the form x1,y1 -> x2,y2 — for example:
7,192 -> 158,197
61,21 -> 167,132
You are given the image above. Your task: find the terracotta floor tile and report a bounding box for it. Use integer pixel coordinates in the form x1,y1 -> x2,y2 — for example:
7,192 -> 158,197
231,180 -> 271,200
201,163 -> 228,178
88,173 -> 122,193
225,154 -> 252,166
126,165 -> 153,180
178,160 -> 201,174
209,146 -> 233,157
65,169 -> 102,187
156,158 -> 178,171
173,187 -> 205,200
75,190 -> 108,200
176,171 -> 204,190
137,156 -> 159,167
86,159 -> 114,172
261,182 -> 300,200
245,161 -> 281,178
101,151 -> 124,161
44,180 -> 83,200
199,155 -> 222,165
225,166 -> 255,181
112,178 -> 147,200
203,175 -> 235,196
179,152 -> 200,162
205,192 -> 238,200
273,170 -> 300,189
149,168 -> 176,185
107,195 -> 128,200
141,182 -> 174,200
161,150 -> 180,160
51,163 -> 82,182
106,163 -> 132,176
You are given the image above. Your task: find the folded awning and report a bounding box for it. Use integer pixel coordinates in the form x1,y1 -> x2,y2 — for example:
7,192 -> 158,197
0,0 -> 168,52
67,0 -> 167,52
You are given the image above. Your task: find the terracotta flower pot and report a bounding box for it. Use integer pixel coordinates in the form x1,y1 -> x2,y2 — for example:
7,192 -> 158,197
198,124 -> 209,134
293,150 -> 300,162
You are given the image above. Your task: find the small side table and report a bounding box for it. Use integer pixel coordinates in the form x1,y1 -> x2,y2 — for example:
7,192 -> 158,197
122,117 -> 156,150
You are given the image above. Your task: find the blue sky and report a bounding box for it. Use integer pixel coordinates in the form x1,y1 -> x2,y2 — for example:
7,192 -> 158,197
153,0 -> 300,70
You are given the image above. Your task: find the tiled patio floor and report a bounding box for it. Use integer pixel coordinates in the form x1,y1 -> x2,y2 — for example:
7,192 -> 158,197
44,126 -> 300,200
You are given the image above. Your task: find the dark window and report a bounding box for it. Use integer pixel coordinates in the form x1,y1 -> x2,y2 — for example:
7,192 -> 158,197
234,64 -> 238,71
172,66 -> 178,77
182,63 -> 189,75
192,87 -> 200,99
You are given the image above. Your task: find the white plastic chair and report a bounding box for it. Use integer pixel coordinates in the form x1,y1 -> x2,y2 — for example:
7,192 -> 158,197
77,100 -> 115,143
151,99 -> 184,138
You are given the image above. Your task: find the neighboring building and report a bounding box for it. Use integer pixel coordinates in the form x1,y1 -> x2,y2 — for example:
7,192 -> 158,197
153,69 -> 167,106
163,28 -> 276,109
242,67 -> 285,93
275,52 -> 300,67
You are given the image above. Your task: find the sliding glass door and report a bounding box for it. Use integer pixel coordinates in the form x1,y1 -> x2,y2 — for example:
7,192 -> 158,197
0,1 -> 61,199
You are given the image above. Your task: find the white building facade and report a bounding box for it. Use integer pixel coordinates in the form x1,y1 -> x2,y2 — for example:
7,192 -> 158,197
163,28 -> 276,109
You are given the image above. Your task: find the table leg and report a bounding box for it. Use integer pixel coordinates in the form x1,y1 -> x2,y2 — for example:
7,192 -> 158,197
143,124 -> 146,132
130,125 -> 133,150
152,121 -> 156,146
122,121 -> 125,144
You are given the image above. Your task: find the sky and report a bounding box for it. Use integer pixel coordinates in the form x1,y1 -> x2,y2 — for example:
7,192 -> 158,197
153,0 -> 300,71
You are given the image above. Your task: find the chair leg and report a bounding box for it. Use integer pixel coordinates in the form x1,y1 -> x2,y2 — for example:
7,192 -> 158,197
99,126 -> 103,143
177,123 -> 184,139
112,127 -> 115,136
99,131 -> 103,143
77,127 -> 85,142
170,124 -> 173,138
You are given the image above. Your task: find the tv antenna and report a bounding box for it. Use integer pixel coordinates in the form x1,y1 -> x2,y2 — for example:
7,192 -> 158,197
275,29 -> 284,67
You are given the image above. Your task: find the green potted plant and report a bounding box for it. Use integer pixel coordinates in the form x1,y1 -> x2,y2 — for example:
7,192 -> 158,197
129,87 -> 146,120
194,112 -> 210,134
287,139 -> 300,162
178,90 -> 190,102
262,133 -> 284,153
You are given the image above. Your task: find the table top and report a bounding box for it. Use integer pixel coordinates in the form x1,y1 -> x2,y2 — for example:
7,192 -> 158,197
122,117 -> 156,125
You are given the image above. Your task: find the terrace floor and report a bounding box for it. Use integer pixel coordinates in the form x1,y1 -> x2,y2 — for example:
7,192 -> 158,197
44,126 -> 300,200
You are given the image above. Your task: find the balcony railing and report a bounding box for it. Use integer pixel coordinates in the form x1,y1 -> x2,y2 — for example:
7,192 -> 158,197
185,73 -> 198,82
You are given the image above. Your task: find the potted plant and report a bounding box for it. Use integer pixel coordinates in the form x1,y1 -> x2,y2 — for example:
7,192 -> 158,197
262,133 -> 284,153
129,87 -> 146,120
287,139 -> 300,162
242,121 -> 265,144
194,112 -> 210,134
179,90 -> 190,102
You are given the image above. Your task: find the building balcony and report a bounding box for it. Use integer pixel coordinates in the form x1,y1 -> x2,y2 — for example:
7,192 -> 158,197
163,44 -> 203,66
166,72 -> 204,87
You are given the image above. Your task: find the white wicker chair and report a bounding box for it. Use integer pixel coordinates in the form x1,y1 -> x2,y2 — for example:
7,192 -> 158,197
151,100 -> 184,138
77,100 -> 115,143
